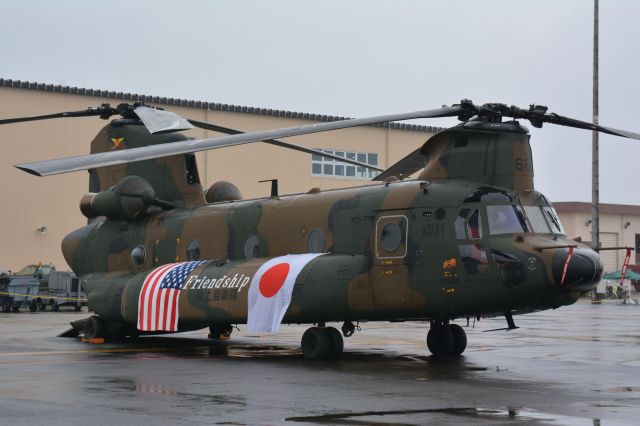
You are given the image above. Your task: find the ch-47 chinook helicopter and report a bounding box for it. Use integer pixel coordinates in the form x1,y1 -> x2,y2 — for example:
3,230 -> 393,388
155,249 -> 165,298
3,99 -> 639,359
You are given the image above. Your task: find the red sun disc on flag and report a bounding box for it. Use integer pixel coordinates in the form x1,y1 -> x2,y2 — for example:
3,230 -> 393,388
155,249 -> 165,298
258,263 -> 290,298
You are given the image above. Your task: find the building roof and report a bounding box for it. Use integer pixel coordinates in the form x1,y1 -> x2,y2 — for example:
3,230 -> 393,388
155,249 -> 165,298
0,78 -> 442,133
554,202 -> 640,216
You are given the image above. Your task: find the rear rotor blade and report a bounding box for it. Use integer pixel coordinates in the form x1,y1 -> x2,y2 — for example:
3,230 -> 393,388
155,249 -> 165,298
16,105 -> 463,176
372,146 -> 429,181
134,106 -> 195,134
187,119 -> 383,172
0,106 -> 116,125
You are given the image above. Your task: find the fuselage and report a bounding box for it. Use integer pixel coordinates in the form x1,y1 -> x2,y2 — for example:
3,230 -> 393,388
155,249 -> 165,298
62,178 -> 602,331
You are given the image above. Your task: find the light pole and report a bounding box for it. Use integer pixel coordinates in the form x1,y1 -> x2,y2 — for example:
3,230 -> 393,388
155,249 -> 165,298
591,0 -> 600,252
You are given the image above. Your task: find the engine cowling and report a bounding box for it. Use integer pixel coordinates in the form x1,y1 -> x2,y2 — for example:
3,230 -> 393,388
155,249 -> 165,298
80,175 -> 155,221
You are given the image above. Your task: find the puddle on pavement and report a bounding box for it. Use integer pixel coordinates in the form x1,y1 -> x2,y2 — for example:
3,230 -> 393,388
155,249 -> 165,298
608,386 -> 640,393
84,376 -> 247,407
286,407 -> 599,425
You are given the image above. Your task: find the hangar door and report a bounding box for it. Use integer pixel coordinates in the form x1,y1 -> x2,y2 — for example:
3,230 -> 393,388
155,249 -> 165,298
600,232 -> 619,272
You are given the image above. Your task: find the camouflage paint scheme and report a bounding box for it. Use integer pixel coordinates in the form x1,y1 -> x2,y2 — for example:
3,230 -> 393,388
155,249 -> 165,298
62,120 -> 602,334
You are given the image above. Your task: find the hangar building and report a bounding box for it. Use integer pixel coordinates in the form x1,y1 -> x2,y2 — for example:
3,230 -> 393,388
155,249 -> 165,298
1,78 -> 638,274
0,79 -> 437,270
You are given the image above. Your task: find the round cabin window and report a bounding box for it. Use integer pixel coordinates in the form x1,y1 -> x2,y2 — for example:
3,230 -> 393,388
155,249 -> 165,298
243,235 -> 259,259
381,223 -> 402,252
307,229 -> 325,253
131,245 -> 146,267
186,240 -> 201,261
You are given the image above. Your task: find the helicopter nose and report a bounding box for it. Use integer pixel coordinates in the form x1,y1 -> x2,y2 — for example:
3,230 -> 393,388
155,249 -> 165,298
552,247 -> 603,291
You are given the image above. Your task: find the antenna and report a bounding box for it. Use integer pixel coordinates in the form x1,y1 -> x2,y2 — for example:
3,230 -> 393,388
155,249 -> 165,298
259,179 -> 279,197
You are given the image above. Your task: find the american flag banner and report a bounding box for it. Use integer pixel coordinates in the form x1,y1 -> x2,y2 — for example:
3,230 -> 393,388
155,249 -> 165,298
137,261 -> 208,332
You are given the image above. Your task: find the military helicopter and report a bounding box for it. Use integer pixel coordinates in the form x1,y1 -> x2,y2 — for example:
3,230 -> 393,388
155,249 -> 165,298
2,99 -> 638,359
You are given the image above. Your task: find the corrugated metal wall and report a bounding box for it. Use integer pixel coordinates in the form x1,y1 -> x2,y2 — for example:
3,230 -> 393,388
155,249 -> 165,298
0,86 -> 432,270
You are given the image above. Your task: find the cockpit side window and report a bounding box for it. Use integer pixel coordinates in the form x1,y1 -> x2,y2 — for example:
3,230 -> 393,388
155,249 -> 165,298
458,244 -> 490,276
455,208 -> 484,240
487,205 -> 527,235
455,209 -> 470,240
467,209 -> 483,239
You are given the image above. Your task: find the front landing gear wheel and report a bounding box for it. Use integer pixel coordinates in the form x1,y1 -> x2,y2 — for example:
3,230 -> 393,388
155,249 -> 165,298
427,323 -> 453,356
84,315 -> 105,340
449,324 -> 467,356
301,327 -> 332,360
325,327 -> 344,358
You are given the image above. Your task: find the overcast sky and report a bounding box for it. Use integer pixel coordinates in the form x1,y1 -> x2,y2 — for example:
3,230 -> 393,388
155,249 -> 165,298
1,0 -> 639,204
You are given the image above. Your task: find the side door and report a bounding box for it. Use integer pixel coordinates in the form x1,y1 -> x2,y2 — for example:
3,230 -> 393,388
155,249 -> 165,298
369,213 -> 410,309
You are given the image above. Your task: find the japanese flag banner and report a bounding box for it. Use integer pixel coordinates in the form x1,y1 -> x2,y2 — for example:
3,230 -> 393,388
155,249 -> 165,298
247,253 -> 324,333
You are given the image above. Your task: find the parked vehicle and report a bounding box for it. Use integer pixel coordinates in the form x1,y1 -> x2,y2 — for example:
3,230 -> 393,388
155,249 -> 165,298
0,272 -> 40,312
37,271 -> 85,311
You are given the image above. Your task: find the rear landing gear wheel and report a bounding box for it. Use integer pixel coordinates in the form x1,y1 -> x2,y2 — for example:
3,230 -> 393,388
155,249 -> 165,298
2,303 -> 10,313
301,327 -> 331,360
427,322 -> 453,356
448,324 -> 467,356
84,315 -> 105,340
209,323 -> 233,340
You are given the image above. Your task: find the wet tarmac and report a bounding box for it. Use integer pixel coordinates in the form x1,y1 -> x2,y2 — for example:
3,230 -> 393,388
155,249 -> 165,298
0,299 -> 639,425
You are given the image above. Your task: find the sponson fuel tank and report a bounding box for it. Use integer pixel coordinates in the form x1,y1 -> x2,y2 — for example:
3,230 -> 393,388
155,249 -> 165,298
81,254 -> 369,330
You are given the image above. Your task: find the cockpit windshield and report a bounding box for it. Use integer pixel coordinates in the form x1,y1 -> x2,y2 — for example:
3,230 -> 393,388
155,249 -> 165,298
522,205 -> 565,235
486,205 -> 528,235
542,206 -> 565,234
523,206 -> 551,233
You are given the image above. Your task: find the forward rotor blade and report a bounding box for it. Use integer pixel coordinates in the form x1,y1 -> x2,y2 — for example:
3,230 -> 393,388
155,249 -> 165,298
16,105 -> 462,176
488,103 -> 640,140
187,119 -> 383,172
545,114 -> 640,140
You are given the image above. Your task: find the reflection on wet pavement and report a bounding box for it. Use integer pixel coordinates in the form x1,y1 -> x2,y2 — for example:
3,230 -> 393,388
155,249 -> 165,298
0,300 -> 638,425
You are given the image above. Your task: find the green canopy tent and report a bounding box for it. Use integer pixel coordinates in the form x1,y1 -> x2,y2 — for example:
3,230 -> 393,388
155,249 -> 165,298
603,270 -> 640,280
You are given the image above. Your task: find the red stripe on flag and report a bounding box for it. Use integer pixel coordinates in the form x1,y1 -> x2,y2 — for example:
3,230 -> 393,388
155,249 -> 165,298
157,288 -> 167,331
169,288 -> 180,332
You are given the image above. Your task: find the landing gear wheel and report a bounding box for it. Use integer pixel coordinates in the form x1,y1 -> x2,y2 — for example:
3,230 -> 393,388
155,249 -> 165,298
11,305 -> 20,313
325,327 -> 344,358
29,300 -> 38,312
84,315 -> 105,340
427,323 -> 453,356
301,327 -> 331,360
74,305 -> 82,312
448,324 -> 467,356
2,303 -> 10,313
209,323 -> 233,340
